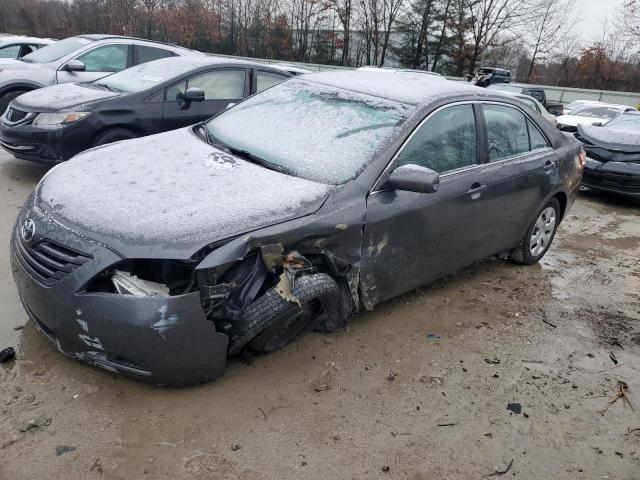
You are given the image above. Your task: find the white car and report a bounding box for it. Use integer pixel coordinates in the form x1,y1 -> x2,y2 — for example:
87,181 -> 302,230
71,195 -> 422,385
357,66 -> 443,77
562,100 -> 603,116
556,103 -> 638,132
0,36 -> 55,59
493,90 -> 557,125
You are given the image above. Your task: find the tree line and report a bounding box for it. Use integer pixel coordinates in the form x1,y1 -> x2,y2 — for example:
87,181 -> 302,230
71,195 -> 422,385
2,0 -> 640,92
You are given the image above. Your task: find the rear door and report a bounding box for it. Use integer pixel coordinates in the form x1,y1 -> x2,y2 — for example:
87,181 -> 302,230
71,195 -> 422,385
162,67 -> 249,130
469,102 -> 557,254
56,43 -> 132,84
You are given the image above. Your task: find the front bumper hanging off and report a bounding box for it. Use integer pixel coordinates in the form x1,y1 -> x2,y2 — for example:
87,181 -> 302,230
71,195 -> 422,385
10,209 -> 229,386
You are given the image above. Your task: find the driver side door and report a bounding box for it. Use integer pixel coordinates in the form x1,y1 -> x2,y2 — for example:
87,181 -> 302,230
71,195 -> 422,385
360,103 -> 488,307
56,43 -> 132,84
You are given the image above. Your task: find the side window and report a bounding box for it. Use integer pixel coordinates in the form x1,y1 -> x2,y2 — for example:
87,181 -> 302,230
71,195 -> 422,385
166,81 -> 186,101
137,46 -> 175,65
396,104 -> 477,173
77,45 -> 128,72
0,45 -> 21,58
484,104 -> 530,161
188,69 -> 246,100
256,71 -> 288,93
528,119 -> 549,150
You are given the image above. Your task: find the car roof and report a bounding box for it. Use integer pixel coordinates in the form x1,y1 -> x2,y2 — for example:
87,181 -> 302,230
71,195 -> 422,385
0,36 -> 55,45
495,90 -> 540,103
302,70 -> 481,106
135,55 -> 294,73
75,34 -> 199,53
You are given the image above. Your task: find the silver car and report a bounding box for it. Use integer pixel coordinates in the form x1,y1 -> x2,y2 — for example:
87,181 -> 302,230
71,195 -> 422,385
0,36 -> 55,60
0,34 -> 202,112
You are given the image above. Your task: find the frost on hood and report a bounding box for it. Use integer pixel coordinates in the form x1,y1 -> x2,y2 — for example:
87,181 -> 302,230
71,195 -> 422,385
14,83 -> 118,111
38,128 -> 333,245
206,79 -> 414,185
579,124 -> 640,152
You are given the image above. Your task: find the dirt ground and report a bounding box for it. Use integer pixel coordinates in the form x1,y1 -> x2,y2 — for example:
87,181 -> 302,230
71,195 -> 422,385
0,150 -> 638,480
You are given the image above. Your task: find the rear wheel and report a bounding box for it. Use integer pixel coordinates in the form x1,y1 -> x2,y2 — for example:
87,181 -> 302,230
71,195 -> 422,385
92,128 -> 138,147
229,273 -> 339,355
510,198 -> 560,265
0,90 -> 29,115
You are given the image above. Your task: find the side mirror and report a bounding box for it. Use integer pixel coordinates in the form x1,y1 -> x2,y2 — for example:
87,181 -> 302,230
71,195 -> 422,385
63,59 -> 86,72
592,121 -> 603,127
180,87 -> 205,110
183,87 -> 205,103
385,164 -> 440,194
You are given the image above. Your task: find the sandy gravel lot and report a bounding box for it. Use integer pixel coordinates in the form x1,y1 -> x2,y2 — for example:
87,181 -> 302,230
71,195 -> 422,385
0,151 -> 638,479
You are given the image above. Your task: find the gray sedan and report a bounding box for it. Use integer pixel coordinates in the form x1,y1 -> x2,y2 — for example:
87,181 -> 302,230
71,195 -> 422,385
11,71 -> 584,385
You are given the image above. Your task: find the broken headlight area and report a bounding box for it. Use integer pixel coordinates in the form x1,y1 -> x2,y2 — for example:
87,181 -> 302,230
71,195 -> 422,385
86,259 -> 198,297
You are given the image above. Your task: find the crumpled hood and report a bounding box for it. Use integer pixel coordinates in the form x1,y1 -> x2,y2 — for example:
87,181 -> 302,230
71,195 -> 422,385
557,114 -> 609,127
577,124 -> 640,154
0,59 -> 44,71
35,128 -> 333,255
13,83 -> 120,112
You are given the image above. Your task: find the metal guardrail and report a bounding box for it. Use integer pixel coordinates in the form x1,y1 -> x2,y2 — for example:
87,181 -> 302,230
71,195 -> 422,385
210,52 -> 640,107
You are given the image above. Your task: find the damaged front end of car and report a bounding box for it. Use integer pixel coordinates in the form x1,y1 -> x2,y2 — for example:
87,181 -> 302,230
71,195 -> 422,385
11,193 -> 366,385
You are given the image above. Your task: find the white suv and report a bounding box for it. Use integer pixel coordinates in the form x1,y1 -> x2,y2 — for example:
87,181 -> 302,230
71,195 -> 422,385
0,34 -> 202,112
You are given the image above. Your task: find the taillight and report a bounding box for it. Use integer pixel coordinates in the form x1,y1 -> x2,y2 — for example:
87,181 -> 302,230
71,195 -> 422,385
578,149 -> 586,169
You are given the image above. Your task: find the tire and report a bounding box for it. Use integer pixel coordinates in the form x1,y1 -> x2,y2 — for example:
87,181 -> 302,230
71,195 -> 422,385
228,273 -> 339,355
92,128 -> 138,147
0,90 -> 29,115
510,198 -> 561,265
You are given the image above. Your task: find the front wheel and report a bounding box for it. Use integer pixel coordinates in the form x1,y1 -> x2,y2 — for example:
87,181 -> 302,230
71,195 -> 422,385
0,90 -> 29,115
228,273 -> 339,355
92,128 -> 138,147
510,198 -> 560,265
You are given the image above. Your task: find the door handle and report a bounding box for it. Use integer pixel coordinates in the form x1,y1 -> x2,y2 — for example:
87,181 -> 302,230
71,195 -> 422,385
467,183 -> 487,194
542,160 -> 556,170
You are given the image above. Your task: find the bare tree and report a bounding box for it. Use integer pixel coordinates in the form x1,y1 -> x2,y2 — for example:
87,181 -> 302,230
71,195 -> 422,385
525,0 -> 577,82
465,0 -> 531,74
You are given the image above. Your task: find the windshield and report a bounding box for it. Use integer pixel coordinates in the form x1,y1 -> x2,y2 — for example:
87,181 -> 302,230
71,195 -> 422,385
487,84 -> 521,93
571,105 -> 621,120
21,36 -> 93,63
205,79 -> 411,184
517,97 -> 538,111
92,59 -> 197,93
605,114 -> 640,130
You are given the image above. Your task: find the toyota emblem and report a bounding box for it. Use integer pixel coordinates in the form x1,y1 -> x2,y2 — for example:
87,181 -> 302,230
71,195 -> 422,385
21,218 -> 35,243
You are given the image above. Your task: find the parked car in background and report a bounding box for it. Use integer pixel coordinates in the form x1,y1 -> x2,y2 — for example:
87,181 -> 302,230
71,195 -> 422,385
556,103 -> 638,132
0,36 -> 55,59
357,66 -> 443,77
473,67 -> 511,87
10,71 -> 583,384
0,34 -> 202,113
493,90 -> 557,126
574,112 -> 640,201
562,100 -> 603,116
272,63 -> 314,75
486,83 -> 563,116
0,56 -> 292,163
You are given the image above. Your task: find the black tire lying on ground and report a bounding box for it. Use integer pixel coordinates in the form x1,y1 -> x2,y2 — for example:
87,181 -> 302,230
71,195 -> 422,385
229,273 -> 339,355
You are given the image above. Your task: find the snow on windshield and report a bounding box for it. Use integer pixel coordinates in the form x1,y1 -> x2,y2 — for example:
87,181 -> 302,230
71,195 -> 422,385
206,79 -> 413,184
605,114 -> 640,130
22,36 -> 92,63
94,59 -> 203,93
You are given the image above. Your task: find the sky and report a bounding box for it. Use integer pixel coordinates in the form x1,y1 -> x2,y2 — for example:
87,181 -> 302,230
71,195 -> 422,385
578,0 -> 625,42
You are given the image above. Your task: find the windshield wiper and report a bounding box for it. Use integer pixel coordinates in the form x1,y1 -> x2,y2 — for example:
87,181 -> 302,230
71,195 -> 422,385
195,124 -> 282,172
92,83 -> 120,92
